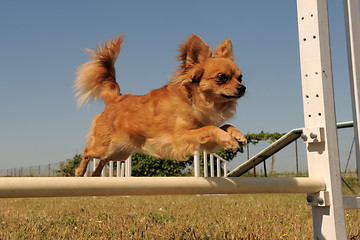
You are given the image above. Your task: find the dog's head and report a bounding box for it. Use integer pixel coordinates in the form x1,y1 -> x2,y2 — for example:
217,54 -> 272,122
173,35 -> 245,102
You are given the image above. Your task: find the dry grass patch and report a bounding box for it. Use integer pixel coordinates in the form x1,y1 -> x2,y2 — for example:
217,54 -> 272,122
0,176 -> 359,239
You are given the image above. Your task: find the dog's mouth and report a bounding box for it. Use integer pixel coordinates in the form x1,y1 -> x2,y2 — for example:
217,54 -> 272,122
221,94 -> 242,99
221,93 -> 245,99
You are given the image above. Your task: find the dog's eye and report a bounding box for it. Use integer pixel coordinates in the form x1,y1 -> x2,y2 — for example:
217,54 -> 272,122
238,74 -> 243,83
216,73 -> 228,84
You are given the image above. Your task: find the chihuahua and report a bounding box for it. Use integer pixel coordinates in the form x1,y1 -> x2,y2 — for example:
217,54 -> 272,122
74,34 -> 246,176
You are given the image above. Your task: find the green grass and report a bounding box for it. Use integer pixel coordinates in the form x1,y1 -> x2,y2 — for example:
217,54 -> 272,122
0,176 -> 359,239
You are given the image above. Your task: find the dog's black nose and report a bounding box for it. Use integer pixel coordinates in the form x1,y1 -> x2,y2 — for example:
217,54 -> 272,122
237,85 -> 246,95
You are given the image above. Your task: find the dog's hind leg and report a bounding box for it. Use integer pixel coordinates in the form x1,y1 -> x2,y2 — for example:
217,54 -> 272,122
76,115 -> 103,177
91,158 -> 108,177
92,151 -> 132,177
75,138 -> 109,177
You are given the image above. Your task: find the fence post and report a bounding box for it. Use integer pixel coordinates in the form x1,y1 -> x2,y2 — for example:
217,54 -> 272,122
101,165 -> 106,177
216,157 -> 221,177
117,161 -> 121,177
93,159 -> 97,173
203,151 -> 208,177
84,164 -> 88,177
125,156 -> 132,177
210,154 -> 214,177
121,162 -> 125,177
193,150 -> 200,177
128,156 -> 132,177
109,161 -> 114,177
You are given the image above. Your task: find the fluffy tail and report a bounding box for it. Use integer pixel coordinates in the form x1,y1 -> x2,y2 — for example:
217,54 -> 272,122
74,35 -> 123,106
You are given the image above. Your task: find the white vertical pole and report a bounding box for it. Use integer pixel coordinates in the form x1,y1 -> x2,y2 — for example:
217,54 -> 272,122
193,150 -> 200,177
224,162 -> 227,177
343,0 -> 360,184
203,151 -> 208,177
109,161 -> 113,177
101,165 -> 105,177
297,0 -> 347,239
125,159 -> 128,177
120,162 -> 125,177
93,158 -> 97,173
210,154 -> 214,177
84,164 -> 88,177
216,157 -> 221,177
125,156 -> 132,177
116,161 -> 121,177
128,156 -> 132,177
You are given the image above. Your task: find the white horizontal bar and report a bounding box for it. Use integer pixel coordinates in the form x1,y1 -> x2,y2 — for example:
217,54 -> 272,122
0,177 -> 325,198
343,196 -> 360,209
212,153 -> 227,163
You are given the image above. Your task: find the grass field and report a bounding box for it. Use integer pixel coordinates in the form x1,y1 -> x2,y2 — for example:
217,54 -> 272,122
0,176 -> 359,239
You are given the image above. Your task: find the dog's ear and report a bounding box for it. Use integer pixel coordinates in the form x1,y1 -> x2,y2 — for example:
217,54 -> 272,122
177,35 -> 212,71
213,38 -> 234,60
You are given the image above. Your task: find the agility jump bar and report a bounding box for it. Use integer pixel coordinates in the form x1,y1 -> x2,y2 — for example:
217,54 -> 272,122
0,177 -> 325,198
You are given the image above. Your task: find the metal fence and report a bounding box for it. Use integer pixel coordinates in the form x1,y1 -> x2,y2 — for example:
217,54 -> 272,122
0,162 -> 63,177
0,152 -> 228,177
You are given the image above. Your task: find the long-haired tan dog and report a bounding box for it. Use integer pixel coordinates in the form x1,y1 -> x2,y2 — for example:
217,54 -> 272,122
74,34 -> 246,176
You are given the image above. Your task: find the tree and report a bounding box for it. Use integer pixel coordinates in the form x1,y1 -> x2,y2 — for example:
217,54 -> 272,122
56,154 -> 82,176
245,131 -> 285,145
131,153 -> 190,176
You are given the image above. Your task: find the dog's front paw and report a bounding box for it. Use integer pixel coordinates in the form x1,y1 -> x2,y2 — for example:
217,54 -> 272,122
219,133 -> 240,151
232,132 -> 247,145
221,125 -> 247,145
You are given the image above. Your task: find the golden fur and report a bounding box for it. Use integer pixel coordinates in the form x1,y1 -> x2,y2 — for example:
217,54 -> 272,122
74,34 -> 246,176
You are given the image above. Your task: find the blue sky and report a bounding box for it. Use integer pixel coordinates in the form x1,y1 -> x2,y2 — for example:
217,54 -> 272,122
0,1 -> 357,172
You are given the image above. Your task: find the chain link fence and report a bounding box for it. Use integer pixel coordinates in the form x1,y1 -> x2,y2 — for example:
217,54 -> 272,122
0,162 -> 64,177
